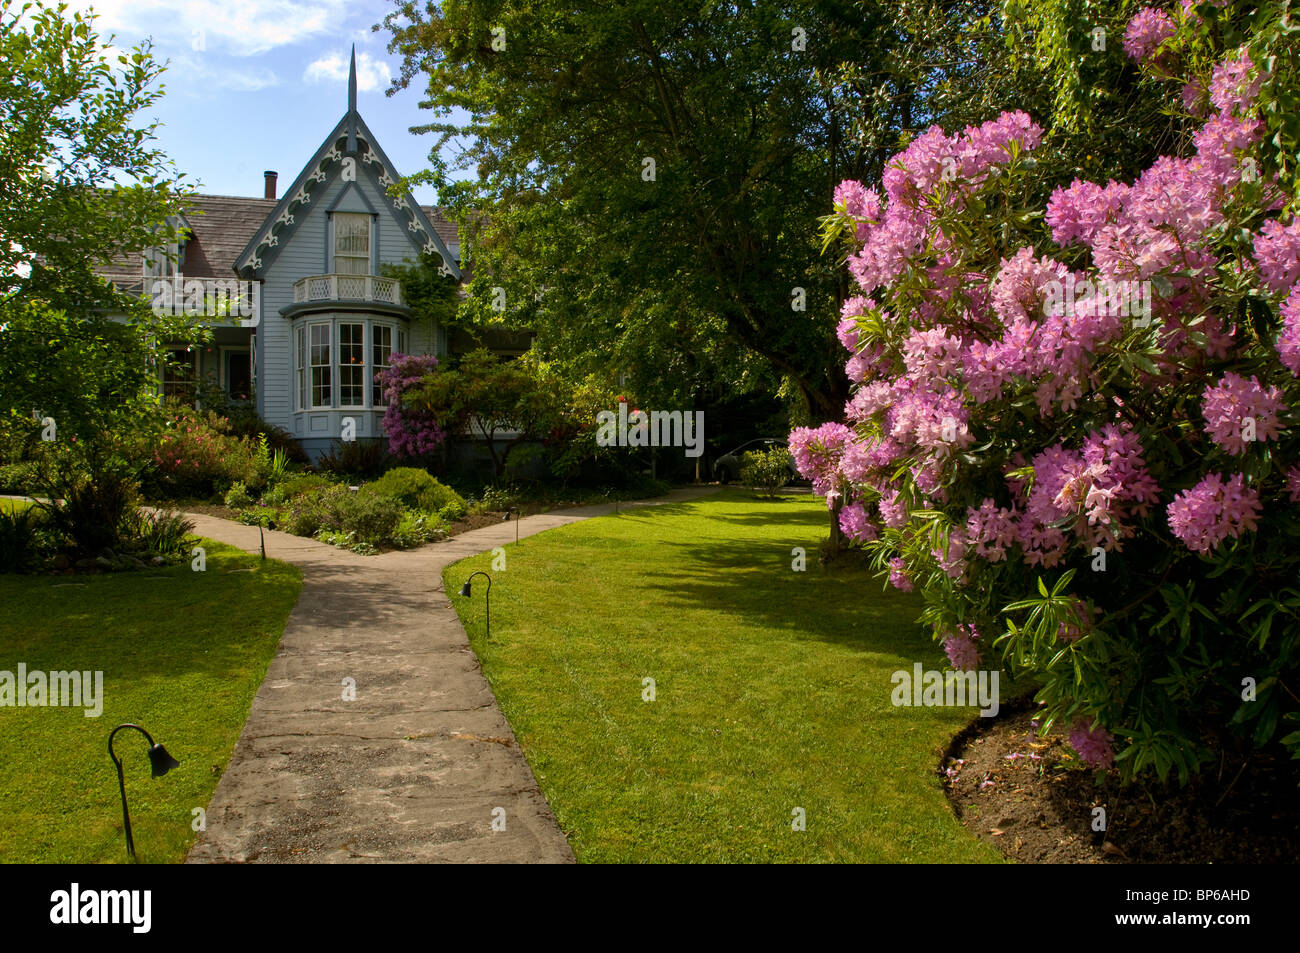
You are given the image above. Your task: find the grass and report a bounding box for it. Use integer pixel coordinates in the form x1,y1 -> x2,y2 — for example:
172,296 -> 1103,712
445,489 -> 1005,863
0,540 -> 301,863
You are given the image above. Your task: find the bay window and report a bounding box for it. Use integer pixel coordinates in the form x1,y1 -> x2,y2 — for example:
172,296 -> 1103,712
295,318 -> 408,411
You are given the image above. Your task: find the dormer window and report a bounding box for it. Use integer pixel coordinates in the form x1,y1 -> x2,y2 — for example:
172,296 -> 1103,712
334,212 -> 370,275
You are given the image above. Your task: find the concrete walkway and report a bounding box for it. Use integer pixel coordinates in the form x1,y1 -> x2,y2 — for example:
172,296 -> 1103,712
184,486 -> 716,864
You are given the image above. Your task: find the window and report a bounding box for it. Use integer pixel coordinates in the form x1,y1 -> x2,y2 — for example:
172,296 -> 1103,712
162,348 -> 197,402
310,323 -> 331,407
372,326 -> 406,405
334,213 -> 370,275
296,326 -> 306,410
372,325 -> 392,406
339,322 -> 364,407
296,320 -> 406,411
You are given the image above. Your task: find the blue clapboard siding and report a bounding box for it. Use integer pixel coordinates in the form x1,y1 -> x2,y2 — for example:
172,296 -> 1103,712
256,154 -> 441,438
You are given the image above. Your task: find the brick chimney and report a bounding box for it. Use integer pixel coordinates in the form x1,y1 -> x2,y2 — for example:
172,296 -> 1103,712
263,170 -> 277,200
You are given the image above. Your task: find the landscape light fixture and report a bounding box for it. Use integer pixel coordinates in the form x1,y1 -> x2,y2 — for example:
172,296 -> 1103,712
107,723 -> 180,863
503,508 -> 519,543
458,570 -> 493,639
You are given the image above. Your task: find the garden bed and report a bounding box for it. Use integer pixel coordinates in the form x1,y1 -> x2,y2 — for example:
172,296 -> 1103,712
944,706 -> 1300,864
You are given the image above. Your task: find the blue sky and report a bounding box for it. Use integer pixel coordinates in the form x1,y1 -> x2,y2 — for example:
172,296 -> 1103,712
69,0 -> 467,205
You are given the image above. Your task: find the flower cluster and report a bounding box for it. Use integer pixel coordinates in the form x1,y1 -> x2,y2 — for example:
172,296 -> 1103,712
1201,372 -> 1287,455
1166,472 -> 1262,553
1068,720 -> 1116,769
942,624 -> 982,671
1122,7 -> 1176,61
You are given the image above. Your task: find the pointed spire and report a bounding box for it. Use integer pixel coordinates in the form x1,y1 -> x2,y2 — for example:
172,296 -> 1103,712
346,44 -> 358,155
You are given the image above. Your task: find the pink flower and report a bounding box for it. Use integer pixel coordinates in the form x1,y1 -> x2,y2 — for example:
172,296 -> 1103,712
838,502 -> 880,543
942,624 -> 981,671
1045,179 -> 1129,247
833,180 -> 882,223
1278,289 -> 1300,375
788,423 -> 853,495
1122,7 -> 1175,61
1167,472 -> 1262,553
1208,50 -> 1261,116
1254,219 -> 1300,293
887,556 -> 913,592
966,499 -> 1019,562
990,247 -> 1069,324
1201,372 -> 1287,455
1068,719 -> 1115,768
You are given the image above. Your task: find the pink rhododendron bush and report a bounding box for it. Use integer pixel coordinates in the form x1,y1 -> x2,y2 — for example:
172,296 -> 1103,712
376,353 -> 448,458
792,17 -> 1300,783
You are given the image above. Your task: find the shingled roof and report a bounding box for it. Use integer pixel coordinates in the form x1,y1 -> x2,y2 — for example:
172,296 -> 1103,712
99,194 -> 277,296
99,193 -> 461,296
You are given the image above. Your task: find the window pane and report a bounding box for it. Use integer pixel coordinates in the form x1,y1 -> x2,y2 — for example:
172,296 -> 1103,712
335,213 -> 369,275
296,326 -> 306,410
372,325 -> 392,405
339,322 -> 364,406
162,349 -> 197,403
310,324 -> 331,407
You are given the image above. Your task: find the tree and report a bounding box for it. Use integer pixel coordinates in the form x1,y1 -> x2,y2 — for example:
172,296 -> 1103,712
0,0 -> 195,552
0,0 -> 191,315
381,0 -> 939,420
405,348 -> 568,479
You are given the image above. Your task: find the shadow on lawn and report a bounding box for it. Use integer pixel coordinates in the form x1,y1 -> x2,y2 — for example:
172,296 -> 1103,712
555,501 -> 945,664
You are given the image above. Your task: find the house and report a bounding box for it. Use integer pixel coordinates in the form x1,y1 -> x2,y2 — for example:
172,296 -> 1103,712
100,48 -> 464,460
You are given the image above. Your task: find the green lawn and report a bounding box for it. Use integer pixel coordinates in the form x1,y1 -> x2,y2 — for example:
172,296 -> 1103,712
445,490 -> 1005,863
0,541 -> 300,863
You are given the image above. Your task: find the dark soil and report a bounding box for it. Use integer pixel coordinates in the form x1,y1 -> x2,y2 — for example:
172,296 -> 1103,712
944,704 -> 1300,863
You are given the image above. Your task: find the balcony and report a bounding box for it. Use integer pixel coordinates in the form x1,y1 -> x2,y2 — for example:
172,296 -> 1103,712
292,274 -> 402,307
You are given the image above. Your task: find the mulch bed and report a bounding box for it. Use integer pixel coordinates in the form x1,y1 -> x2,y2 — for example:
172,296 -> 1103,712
943,703 -> 1300,863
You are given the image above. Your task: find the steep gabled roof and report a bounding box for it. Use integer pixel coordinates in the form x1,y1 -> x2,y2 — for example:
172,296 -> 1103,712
234,47 -> 460,281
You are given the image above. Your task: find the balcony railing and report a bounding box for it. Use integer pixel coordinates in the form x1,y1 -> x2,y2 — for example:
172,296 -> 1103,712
292,274 -> 402,307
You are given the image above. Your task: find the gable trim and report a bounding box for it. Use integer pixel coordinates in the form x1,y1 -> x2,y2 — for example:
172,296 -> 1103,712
234,113 -> 461,282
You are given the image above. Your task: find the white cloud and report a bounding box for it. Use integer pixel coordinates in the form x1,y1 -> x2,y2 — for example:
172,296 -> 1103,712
304,50 -> 390,92
68,0 -> 349,56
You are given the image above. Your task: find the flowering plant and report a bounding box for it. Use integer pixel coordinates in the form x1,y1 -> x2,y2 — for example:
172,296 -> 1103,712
794,10 -> 1300,782
376,353 -> 447,458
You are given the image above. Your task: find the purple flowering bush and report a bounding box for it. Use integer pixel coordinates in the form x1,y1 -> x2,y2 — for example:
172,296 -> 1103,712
792,12 -> 1300,782
375,353 -> 447,458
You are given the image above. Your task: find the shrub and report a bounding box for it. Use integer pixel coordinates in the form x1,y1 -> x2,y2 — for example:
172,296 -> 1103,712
365,467 -> 466,519
740,448 -> 792,498
0,506 -> 47,573
0,461 -> 39,495
47,465 -> 138,556
265,473 -> 335,506
281,484 -> 350,538
224,481 -> 253,509
795,36 -> 1300,783
335,491 -> 404,547
479,484 -> 519,512
225,414 -> 309,464
126,508 -> 196,557
146,403 -> 260,498
392,509 -> 446,548
375,353 -> 447,458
